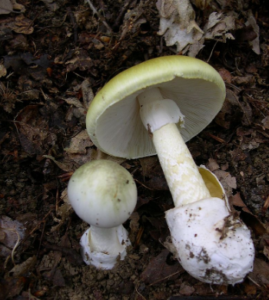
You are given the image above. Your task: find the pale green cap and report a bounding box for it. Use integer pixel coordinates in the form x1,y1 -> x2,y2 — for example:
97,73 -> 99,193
86,56 -> 225,159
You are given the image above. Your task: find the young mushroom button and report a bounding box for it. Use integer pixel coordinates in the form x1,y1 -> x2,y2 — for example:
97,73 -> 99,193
86,56 -> 254,284
67,160 -> 137,270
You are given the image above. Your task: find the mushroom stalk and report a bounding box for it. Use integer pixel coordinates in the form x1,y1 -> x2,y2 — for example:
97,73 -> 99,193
88,225 -> 126,255
138,87 -> 210,207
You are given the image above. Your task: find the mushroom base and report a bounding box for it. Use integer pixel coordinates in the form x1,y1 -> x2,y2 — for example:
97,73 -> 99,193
165,197 -> 254,285
80,225 -> 131,270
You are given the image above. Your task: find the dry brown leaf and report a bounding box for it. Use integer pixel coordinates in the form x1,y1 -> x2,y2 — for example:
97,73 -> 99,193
0,63 -> 7,77
11,15 -> 34,35
0,82 -> 17,113
179,281 -> 195,296
64,130 -> 93,154
141,249 -> 183,285
0,216 -> 25,258
218,68 -> 232,83
157,0 -> 203,55
43,155 -> 79,172
246,11 -> 260,55
15,105 -> 56,155
261,116 -> 269,130
249,258 -> 269,285
7,256 -> 36,278
65,49 -> 93,73
0,0 -> 13,15
206,158 -> 219,172
62,97 -> 87,118
156,0 -> 238,56
10,0 -> 25,12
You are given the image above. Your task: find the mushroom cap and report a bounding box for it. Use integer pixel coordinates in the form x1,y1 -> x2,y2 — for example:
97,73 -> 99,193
67,160 -> 137,228
86,56 -> 226,159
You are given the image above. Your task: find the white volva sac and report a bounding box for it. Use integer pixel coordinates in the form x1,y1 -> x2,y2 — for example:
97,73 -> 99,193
85,56 -> 254,283
67,160 -> 137,270
166,197 -> 254,285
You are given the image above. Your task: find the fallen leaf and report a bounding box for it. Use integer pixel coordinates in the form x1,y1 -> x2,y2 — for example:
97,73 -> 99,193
157,0 -> 203,55
141,249 -> 183,285
261,116 -> 269,130
0,63 -> 7,77
64,130 -> 93,154
0,0 -> 13,15
65,49 -> 93,73
179,281 -> 195,296
43,155 -> 78,172
245,11 -> 260,55
0,216 -> 25,258
11,15 -> 34,35
249,258 -> 269,285
7,256 -> 36,278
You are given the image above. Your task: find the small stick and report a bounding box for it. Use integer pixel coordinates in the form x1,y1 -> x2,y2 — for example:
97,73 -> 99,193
67,7 -> 78,43
85,0 -> 113,33
113,0 -> 132,29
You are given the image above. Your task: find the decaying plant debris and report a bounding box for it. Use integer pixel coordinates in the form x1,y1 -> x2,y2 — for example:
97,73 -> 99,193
0,0 -> 269,299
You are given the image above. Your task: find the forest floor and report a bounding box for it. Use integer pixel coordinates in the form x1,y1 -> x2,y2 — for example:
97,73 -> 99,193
0,0 -> 269,299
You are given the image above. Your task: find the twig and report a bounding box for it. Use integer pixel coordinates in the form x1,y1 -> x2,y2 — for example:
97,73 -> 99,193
85,0 -> 113,33
113,0 -> 132,29
3,227 -> 21,267
207,41 -> 218,63
67,7 -> 78,43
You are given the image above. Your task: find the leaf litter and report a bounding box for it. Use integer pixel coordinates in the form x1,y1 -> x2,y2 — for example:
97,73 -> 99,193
0,0 -> 269,299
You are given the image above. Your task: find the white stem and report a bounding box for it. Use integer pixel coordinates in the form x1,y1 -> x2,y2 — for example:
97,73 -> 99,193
89,225 -> 124,255
138,87 -> 210,207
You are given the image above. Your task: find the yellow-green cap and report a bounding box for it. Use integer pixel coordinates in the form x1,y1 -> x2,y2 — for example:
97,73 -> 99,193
86,56 -> 226,159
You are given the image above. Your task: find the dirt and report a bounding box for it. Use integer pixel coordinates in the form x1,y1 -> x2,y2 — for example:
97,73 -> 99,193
0,0 -> 269,299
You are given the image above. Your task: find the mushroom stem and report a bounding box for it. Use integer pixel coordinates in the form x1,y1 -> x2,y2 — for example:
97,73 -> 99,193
153,123 -> 210,207
138,88 -> 210,207
89,225 -> 126,255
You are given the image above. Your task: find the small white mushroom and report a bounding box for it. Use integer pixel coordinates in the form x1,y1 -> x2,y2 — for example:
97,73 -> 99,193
85,56 -> 254,283
67,160 -> 137,270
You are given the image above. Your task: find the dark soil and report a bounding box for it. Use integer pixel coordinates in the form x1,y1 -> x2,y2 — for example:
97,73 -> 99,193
0,0 -> 269,299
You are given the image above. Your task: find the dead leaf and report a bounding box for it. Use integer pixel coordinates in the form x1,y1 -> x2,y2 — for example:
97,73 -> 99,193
140,156 -> 168,190
0,81 -> 17,113
0,63 -> 7,77
179,281 -> 195,296
65,49 -> 93,73
10,0 -> 25,12
11,15 -> 34,35
64,130 -> 93,154
15,105 -> 56,155
249,258 -> 269,285
40,0 -> 59,11
246,10 -> 260,55
0,216 -> 25,258
141,249 -> 183,285
43,155 -> 79,172
261,116 -> 269,130
7,256 -> 36,277
204,11 -> 236,42
218,68 -> 232,83
62,97 -> 87,118
206,158 -> 219,172
0,0 -> 13,15
157,0 -> 203,55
